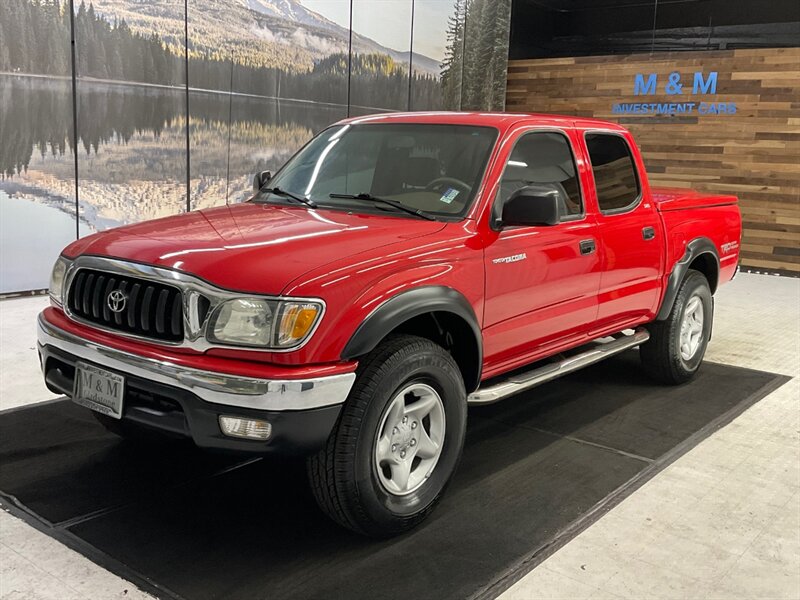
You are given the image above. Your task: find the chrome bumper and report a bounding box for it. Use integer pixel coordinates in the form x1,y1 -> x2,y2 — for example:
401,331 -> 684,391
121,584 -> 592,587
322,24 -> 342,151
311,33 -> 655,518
37,313 -> 355,411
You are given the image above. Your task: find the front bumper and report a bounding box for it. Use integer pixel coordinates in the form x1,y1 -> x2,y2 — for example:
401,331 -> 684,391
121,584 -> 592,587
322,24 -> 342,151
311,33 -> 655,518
37,313 -> 355,453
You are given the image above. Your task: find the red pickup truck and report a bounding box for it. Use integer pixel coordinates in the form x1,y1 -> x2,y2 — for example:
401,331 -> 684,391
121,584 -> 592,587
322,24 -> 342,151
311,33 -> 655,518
38,112 -> 741,536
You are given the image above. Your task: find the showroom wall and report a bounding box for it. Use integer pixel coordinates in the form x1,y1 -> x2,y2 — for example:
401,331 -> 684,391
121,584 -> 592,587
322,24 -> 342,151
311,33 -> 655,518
507,0 -> 800,276
0,0 -> 512,294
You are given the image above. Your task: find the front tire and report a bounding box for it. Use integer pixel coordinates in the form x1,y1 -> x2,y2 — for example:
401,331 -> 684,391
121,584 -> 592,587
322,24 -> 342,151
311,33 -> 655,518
641,269 -> 713,384
307,334 -> 467,537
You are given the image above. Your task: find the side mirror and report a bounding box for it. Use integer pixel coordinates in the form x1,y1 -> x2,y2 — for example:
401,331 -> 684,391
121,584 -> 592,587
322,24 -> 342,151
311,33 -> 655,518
501,183 -> 564,227
253,170 -> 272,192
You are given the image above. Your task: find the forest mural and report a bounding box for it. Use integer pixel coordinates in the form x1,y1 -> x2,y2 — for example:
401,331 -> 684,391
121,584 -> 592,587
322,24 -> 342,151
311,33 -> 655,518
0,0 -> 512,293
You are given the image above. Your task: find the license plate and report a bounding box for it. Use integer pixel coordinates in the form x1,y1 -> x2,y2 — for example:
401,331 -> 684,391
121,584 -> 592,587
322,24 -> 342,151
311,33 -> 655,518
73,362 -> 125,419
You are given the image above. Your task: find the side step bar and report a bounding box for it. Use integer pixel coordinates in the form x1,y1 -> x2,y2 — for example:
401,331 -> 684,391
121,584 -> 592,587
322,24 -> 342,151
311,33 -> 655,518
468,328 -> 650,405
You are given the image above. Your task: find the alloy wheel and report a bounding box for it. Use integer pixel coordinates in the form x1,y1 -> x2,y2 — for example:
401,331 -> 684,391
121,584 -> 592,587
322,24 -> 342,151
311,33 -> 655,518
374,383 -> 446,496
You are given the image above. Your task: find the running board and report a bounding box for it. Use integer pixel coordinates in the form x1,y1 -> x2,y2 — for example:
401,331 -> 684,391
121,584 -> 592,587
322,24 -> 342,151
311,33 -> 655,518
468,328 -> 650,405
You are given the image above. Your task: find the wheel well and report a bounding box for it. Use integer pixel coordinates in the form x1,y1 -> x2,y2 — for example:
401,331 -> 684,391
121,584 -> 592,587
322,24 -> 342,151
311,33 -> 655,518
688,253 -> 719,293
390,311 -> 481,392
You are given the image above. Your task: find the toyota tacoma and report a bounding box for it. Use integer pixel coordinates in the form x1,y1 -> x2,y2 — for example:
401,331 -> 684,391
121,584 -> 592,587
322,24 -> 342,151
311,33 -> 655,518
38,112 -> 741,536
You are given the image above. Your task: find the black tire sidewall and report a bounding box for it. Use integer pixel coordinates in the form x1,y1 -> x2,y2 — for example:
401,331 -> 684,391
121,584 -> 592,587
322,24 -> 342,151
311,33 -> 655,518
671,273 -> 712,375
350,345 -> 466,529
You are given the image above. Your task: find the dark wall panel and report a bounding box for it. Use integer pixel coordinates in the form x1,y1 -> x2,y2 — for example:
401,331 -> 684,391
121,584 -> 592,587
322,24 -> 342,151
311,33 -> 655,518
510,0 -> 800,59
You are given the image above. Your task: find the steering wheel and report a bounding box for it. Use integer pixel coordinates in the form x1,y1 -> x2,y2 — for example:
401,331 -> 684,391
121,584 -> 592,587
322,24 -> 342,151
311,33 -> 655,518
425,177 -> 472,195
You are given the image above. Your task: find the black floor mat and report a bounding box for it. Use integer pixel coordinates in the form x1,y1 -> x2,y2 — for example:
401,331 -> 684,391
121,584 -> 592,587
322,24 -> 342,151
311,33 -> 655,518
0,353 -> 788,600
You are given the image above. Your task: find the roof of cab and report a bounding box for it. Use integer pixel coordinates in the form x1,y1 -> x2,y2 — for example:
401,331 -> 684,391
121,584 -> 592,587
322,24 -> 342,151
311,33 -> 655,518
335,111 -> 627,134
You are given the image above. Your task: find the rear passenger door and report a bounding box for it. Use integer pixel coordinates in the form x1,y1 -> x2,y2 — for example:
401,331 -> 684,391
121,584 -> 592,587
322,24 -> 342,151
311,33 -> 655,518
577,128 -> 663,331
483,129 -> 602,372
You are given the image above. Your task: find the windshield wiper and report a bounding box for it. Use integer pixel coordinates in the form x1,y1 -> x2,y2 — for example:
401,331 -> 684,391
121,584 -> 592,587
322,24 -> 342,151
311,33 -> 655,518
261,187 -> 317,208
329,193 -> 435,221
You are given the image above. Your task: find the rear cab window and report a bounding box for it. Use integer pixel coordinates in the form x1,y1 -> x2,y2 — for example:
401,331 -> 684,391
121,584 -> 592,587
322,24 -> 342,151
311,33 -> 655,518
585,133 -> 641,214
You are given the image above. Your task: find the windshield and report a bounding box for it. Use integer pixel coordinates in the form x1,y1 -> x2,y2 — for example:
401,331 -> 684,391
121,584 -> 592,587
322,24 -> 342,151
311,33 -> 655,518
255,123 -> 498,218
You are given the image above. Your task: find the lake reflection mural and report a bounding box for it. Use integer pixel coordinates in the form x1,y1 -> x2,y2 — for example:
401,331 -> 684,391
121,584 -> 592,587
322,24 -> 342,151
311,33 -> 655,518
0,0 -> 511,293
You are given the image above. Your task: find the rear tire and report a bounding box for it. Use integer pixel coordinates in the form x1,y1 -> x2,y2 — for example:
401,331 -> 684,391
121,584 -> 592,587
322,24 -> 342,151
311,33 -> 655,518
307,334 -> 467,537
641,269 -> 712,385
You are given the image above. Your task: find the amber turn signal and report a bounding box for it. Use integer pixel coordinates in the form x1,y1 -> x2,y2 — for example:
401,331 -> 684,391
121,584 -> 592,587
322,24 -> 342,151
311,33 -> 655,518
277,303 -> 321,347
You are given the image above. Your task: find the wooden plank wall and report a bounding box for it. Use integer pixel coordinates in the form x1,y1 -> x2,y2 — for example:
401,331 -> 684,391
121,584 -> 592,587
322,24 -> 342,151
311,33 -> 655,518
506,48 -> 800,275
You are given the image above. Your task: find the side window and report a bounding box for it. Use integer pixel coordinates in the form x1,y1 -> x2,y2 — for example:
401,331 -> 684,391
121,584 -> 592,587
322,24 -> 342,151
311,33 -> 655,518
495,132 -> 583,222
585,133 -> 641,212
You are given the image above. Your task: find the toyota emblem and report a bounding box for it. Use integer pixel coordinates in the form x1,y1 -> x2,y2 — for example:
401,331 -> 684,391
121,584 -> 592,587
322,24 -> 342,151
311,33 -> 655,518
107,289 -> 128,313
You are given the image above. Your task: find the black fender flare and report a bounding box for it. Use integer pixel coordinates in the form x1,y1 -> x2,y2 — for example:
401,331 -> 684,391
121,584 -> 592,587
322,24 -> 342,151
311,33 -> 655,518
656,237 -> 719,321
341,286 -> 483,388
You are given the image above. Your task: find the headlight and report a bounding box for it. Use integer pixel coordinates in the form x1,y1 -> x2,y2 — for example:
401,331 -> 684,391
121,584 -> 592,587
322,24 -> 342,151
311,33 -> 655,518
49,257 -> 71,306
207,298 -> 322,349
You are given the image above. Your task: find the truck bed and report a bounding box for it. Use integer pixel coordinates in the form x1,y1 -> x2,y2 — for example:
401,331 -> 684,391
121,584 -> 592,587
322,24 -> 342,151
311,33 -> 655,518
651,187 -> 738,212
653,186 -> 741,288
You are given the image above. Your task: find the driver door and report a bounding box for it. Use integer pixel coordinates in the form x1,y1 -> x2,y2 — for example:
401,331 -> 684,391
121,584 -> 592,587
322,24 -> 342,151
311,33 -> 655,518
482,128 -> 602,374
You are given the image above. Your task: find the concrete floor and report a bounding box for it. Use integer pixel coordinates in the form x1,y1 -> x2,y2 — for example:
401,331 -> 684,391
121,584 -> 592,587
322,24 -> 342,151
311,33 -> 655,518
0,272 -> 798,599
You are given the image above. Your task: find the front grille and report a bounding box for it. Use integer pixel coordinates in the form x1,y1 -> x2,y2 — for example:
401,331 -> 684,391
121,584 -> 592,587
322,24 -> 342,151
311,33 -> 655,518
66,268 -> 184,342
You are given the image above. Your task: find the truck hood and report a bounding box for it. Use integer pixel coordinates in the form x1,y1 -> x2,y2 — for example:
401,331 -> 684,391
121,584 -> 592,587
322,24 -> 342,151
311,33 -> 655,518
651,187 -> 738,212
64,203 -> 447,295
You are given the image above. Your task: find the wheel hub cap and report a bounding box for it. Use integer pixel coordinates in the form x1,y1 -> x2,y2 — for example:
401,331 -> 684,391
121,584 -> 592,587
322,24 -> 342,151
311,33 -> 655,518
374,383 -> 446,496
679,294 -> 704,361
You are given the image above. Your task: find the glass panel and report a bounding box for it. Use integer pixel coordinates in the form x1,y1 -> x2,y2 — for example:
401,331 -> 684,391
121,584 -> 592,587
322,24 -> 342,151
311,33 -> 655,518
461,0 -> 512,110
350,0 -> 413,113
586,134 -> 640,212
0,0 -> 82,293
410,0 -> 456,110
187,1 -> 234,211
188,0 -> 350,205
188,83 -> 234,212
73,0 -> 187,231
225,89 -> 347,204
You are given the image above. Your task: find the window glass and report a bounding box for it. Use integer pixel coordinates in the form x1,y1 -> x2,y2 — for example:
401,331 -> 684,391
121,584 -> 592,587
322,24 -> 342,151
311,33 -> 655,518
496,132 -> 582,220
262,123 -> 497,217
585,134 -> 640,212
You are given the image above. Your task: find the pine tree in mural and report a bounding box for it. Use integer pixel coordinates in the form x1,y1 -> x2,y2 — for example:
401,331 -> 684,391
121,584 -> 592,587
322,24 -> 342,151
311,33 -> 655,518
440,0 -> 511,111
0,0 -> 442,108
440,0 -> 467,110
0,0 -> 71,75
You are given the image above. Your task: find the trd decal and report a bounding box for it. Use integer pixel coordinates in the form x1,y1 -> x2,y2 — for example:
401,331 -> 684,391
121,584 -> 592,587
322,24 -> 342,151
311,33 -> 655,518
721,241 -> 739,254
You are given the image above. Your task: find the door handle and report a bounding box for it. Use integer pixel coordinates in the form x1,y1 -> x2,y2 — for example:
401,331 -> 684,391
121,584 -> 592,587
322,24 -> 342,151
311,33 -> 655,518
579,239 -> 596,255
642,226 -> 656,240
